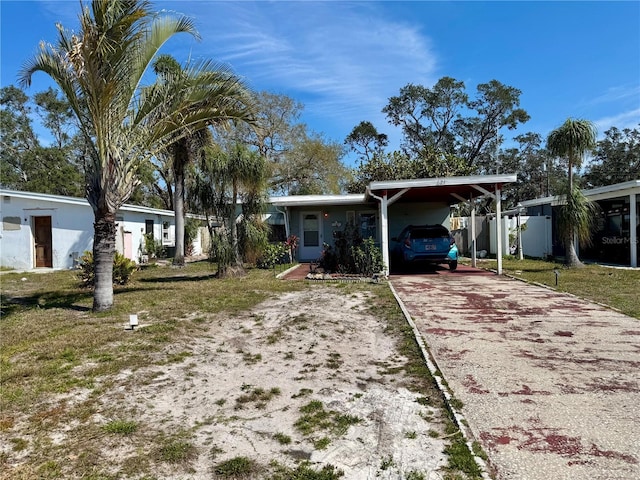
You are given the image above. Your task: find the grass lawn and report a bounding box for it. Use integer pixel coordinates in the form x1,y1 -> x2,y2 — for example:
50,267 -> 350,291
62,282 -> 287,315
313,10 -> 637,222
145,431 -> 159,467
469,257 -> 640,320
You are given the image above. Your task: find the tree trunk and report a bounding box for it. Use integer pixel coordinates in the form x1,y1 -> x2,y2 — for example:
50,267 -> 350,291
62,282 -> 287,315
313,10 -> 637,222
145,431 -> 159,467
93,210 -> 116,312
564,231 -> 583,268
173,142 -> 188,267
231,179 -> 242,267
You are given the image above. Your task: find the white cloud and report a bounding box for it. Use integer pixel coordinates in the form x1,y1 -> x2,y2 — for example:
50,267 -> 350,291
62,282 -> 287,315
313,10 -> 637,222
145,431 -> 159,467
586,85 -> 640,106
183,1 -> 438,140
594,108 -> 640,133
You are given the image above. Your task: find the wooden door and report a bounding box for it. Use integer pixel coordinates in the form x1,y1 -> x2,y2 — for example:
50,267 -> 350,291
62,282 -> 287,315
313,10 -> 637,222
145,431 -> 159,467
34,216 -> 53,268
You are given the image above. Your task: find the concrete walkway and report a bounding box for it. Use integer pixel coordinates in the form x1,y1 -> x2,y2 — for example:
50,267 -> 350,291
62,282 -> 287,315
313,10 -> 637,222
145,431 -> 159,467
391,268 -> 639,480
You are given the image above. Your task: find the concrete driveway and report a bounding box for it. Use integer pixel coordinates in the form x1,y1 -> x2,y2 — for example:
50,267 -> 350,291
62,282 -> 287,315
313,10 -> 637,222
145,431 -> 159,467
391,267 -> 639,480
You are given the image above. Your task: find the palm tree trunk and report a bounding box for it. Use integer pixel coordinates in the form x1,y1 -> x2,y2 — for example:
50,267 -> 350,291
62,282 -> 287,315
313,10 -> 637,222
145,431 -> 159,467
564,231 -> 583,267
231,179 -> 242,267
173,142 -> 188,266
93,210 -> 116,312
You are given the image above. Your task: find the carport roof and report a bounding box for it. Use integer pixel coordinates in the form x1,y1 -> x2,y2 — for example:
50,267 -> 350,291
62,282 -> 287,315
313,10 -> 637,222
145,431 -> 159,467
366,174 -> 518,204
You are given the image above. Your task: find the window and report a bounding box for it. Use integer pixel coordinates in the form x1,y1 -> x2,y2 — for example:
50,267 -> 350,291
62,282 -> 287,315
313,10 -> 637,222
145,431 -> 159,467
346,211 -> 355,226
162,221 -> 171,244
359,212 -> 377,239
145,219 -> 154,236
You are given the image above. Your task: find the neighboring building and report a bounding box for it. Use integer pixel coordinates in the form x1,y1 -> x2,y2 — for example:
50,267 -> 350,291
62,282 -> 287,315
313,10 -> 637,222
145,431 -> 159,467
0,189 -> 206,270
520,180 -> 640,267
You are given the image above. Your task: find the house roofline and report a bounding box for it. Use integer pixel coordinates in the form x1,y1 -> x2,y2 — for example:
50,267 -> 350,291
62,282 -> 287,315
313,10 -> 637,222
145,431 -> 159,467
0,188 -> 179,217
268,193 -> 368,207
519,179 -> 640,208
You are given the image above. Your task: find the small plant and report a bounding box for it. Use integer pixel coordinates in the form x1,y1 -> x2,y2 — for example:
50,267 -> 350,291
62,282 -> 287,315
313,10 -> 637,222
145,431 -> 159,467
405,470 -> 427,480
292,388 -> 313,398
294,400 -> 362,437
103,419 -> 138,435
405,431 -> 417,439
214,456 -> 259,477
273,432 -> 292,445
242,352 -> 262,365
428,429 -> 440,438
314,437 -> 331,450
78,250 -> 137,287
380,454 -> 394,470
269,461 -> 344,479
443,435 -> 482,478
235,386 -> 281,409
155,437 -> 197,464
325,352 -> 342,369
267,329 -> 285,344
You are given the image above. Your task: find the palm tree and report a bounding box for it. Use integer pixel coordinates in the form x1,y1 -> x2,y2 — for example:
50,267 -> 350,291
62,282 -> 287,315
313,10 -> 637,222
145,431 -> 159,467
547,118 -> 597,267
193,142 -> 267,277
19,0 -> 235,311
152,55 -> 253,266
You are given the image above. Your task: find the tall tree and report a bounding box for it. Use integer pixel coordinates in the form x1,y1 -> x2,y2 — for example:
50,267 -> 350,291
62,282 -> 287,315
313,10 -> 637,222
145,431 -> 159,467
383,77 -> 529,175
546,118 -> 598,267
547,118 -> 597,192
0,85 -> 84,195
215,91 -> 346,195
33,87 -> 75,148
274,131 -> 348,195
192,143 -> 267,277
20,0 -> 225,311
344,121 -> 388,163
152,54 -> 253,266
585,125 -> 640,187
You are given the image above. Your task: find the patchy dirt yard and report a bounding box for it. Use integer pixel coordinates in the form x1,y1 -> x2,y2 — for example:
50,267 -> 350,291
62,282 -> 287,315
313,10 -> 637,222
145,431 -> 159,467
1,283 -> 457,479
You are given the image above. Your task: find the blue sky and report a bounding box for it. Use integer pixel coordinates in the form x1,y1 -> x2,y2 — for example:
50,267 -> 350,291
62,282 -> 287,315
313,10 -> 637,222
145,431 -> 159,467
1,0 -> 639,166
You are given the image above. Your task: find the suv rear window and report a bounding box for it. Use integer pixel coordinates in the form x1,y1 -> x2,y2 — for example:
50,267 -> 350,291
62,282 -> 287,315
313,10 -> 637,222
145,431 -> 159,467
410,227 -> 449,239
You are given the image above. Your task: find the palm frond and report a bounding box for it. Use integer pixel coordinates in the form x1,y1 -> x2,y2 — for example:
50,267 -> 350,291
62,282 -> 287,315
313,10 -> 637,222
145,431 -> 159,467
557,185 -> 598,247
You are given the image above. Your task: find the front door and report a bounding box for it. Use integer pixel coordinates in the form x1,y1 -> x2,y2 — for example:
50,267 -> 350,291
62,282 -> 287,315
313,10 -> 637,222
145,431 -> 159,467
299,212 -> 323,260
34,216 -> 53,268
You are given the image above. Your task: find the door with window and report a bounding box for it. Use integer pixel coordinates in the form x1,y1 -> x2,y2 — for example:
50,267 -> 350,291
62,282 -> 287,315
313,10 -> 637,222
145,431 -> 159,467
299,212 -> 322,260
34,216 -> 53,268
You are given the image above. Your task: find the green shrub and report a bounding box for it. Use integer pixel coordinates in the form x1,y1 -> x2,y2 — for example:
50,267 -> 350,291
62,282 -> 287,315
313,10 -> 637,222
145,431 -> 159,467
184,218 -> 201,257
352,237 -> 384,276
143,233 -> 166,258
320,226 -> 383,276
257,242 -> 288,269
78,251 -> 138,287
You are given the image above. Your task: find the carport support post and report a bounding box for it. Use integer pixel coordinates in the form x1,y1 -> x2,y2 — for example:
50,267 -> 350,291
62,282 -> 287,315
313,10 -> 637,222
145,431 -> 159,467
470,197 -> 477,268
495,184 -> 503,275
380,191 -> 390,276
631,193 -> 637,268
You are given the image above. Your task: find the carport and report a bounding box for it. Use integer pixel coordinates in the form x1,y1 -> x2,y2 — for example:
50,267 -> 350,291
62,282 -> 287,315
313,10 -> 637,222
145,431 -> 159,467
365,174 -> 517,275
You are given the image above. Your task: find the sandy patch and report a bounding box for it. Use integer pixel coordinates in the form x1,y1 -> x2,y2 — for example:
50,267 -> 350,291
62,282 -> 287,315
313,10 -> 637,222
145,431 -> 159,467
95,285 -> 449,478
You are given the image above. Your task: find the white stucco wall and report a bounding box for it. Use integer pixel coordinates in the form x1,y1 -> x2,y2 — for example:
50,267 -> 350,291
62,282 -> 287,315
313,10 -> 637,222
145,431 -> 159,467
0,190 -> 178,270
